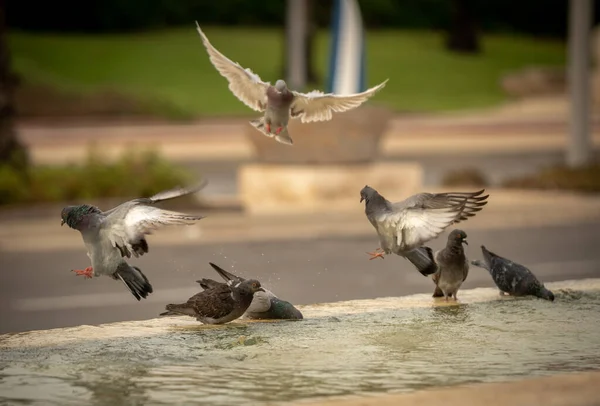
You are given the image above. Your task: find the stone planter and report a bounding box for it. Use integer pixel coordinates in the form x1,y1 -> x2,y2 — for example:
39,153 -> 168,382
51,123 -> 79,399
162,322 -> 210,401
245,105 -> 394,164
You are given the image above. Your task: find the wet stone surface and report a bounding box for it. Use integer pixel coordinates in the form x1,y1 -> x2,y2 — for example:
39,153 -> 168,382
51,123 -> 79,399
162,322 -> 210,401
1,280 -> 599,406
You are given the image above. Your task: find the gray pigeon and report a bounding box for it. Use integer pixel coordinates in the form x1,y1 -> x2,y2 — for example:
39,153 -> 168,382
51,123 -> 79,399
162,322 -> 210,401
471,245 -> 555,301
160,277 -> 265,324
360,186 -> 488,276
195,22 -> 388,146
60,181 -> 208,300
431,229 -> 470,301
204,262 -> 303,320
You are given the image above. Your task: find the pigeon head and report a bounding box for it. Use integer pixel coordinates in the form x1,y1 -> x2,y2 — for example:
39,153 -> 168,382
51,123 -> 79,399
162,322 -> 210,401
237,279 -> 265,295
274,80 -> 287,92
535,286 -> 555,302
448,229 -> 468,246
61,204 -> 101,229
359,185 -> 378,203
271,298 -> 304,319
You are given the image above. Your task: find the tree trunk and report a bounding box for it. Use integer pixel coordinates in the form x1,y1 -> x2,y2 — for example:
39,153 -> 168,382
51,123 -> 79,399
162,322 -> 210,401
0,0 -> 28,170
282,0 -> 319,87
445,0 -> 481,54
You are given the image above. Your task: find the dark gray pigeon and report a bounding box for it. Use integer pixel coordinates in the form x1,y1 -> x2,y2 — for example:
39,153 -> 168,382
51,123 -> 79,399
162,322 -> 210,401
360,186 -> 488,276
160,277 -> 265,324
204,262 -> 303,320
60,180 -> 207,300
195,22 -> 388,146
471,245 -> 555,301
431,229 -> 470,301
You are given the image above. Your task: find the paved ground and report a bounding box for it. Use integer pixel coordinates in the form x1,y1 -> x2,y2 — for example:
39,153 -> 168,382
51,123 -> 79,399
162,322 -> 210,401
1,218 -> 599,334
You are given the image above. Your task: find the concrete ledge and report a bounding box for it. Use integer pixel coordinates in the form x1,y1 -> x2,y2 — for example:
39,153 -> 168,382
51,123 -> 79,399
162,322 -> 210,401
300,371 -> 600,406
238,162 -> 423,215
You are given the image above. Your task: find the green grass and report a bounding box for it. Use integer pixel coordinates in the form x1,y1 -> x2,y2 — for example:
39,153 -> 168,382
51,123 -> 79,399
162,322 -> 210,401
0,148 -> 195,206
9,27 -> 566,117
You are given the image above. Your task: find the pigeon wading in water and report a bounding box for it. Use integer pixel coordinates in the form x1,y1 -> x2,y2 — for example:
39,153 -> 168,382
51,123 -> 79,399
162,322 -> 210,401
195,22 -> 388,146
204,262 -> 303,320
360,185 -> 488,276
471,245 -> 555,301
160,276 -> 265,324
60,181 -> 208,300
431,229 -> 470,301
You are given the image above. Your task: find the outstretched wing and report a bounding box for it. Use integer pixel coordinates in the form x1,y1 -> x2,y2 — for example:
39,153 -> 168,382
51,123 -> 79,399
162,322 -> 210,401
195,22 -> 270,112
100,182 -> 207,258
290,80 -> 387,123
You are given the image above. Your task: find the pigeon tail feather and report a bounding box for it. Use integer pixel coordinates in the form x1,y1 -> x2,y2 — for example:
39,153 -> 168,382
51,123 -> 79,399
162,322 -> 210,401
432,285 -> 445,297
405,246 -> 438,276
163,303 -> 196,317
249,118 -> 293,145
114,264 -> 153,301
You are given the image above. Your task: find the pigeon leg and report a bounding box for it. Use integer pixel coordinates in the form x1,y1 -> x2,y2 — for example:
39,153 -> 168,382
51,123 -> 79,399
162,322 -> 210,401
275,127 -> 283,135
265,123 -> 271,134
366,248 -> 385,260
72,266 -> 94,279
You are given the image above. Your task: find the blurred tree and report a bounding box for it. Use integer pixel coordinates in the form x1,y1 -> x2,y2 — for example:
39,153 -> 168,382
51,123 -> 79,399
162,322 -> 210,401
0,1 -> 28,171
282,0 -> 319,86
445,0 -> 481,53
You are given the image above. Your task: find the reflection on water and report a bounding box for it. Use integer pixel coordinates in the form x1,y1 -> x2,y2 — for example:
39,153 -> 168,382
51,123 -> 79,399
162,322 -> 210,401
1,281 -> 600,405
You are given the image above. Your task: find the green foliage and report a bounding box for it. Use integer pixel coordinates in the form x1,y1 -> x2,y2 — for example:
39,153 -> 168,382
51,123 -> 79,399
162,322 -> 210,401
0,148 -> 195,206
442,168 -> 489,187
502,163 -> 600,193
9,28 -> 565,116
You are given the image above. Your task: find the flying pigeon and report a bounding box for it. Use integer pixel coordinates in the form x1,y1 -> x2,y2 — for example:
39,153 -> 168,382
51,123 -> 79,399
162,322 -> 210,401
195,22 -> 388,146
160,277 -> 265,324
431,229 -> 470,301
60,180 -> 208,300
204,262 -> 303,320
471,245 -> 555,301
360,186 -> 488,276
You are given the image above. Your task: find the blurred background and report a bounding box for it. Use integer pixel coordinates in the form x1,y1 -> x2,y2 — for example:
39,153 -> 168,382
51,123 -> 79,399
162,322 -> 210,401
0,0 -> 599,333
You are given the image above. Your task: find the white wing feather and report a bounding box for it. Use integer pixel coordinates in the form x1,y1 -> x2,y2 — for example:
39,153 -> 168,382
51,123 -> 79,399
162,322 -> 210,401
290,80 -> 388,123
195,22 -> 269,112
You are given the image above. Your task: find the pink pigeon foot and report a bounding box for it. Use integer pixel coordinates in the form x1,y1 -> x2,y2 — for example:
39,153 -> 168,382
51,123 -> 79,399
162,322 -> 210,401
265,123 -> 271,133
275,127 -> 283,135
366,248 -> 385,260
72,266 -> 94,279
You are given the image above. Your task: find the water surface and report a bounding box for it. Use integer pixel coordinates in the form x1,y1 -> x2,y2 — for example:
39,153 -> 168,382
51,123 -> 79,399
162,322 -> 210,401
1,279 -> 599,405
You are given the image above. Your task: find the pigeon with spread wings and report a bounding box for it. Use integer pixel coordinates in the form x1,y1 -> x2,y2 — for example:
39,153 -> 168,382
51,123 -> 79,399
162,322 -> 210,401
195,22 -> 388,146
360,186 -> 488,277
60,180 -> 207,300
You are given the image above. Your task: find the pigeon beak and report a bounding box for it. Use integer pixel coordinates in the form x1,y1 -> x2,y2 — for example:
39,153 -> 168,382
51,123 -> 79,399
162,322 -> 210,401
463,239 -> 468,245
61,219 -> 65,226
360,197 -> 364,203
257,287 -> 265,292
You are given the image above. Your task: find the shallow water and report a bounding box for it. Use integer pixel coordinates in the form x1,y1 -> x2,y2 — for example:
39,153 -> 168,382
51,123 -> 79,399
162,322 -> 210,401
1,279 -> 600,406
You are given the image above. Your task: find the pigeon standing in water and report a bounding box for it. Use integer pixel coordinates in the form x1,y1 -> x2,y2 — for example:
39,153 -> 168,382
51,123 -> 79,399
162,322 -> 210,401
195,22 -> 388,146
205,262 -> 303,320
431,229 -> 470,301
160,277 -> 265,324
360,185 -> 488,276
471,245 -> 555,301
60,181 -> 208,300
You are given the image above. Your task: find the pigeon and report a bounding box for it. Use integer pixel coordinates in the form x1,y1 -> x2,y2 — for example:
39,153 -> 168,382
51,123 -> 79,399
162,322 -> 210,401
471,245 -> 555,301
195,22 -> 388,146
204,262 -> 303,320
60,180 -> 208,300
431,229 -> 470,301
160,277 -> 265,324
360,185 -> 488,276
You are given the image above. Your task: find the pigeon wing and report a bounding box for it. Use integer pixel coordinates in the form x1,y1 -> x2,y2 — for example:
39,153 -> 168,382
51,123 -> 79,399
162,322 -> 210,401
195,22 -> 269,112
290,80 -> 388,123
190,285 -> 237,320
100,182 -> 207,258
